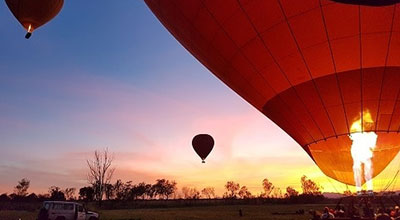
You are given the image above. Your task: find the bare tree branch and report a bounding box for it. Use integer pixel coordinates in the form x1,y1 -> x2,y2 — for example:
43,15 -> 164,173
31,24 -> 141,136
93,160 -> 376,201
86,148 -> 115,205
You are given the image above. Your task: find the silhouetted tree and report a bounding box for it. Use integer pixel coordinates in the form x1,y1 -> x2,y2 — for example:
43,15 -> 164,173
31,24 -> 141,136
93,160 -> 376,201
49,186 -> 66,201
87,148 -> 115,204
152,180 -> 163,199
238,186 -> 252,199
123,181 -> 133,200
201,187 -> 215,199
301,175 -> 322,195
153,179 -> 177,199
224,181 -> 240,199
14,178 -> 30,197
113,179 -> 124,200
182,187 -> 200,199
38,194 -> 50,201
104,184 -> 114,200
134,182 -> 147,200
165,181 -> 177,199
271,187 -> 283,198
143,184 -> 152,200
115,180 -> 151,201
64,188 -> 76,200
261,178 -> 274,198
26,193 -> 38,202
146,184 -> 156,199
0,193 -> 10,202
182,187 -> 190,199
9,193 -> 19,201
79,186 -> 95,202
285,186 -> 299,198
130,184 -> 143,200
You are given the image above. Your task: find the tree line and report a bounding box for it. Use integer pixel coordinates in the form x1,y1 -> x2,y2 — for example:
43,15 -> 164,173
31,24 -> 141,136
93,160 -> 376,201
0,175 -> 323,203
0,149 -> 324,203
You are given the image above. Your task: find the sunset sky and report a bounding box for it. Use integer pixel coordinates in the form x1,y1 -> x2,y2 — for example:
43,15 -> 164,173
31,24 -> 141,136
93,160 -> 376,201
1,0 -> 399,196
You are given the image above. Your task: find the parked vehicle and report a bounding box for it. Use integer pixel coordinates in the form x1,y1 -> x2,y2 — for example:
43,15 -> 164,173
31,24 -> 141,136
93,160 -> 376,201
37,201 -> 99,220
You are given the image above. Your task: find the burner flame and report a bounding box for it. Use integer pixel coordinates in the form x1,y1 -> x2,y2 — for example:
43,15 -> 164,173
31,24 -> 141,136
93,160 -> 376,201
349,110 -> 377,192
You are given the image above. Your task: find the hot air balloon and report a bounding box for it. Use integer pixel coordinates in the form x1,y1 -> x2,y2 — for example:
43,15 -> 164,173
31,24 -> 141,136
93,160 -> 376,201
192,134 -> 214,163
146,0 -> 400,187
5,0 -> 64,39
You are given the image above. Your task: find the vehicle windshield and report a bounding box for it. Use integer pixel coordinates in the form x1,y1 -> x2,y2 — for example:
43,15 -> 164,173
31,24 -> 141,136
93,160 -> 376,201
44,202 -> 75,211
52,203 -> 74,210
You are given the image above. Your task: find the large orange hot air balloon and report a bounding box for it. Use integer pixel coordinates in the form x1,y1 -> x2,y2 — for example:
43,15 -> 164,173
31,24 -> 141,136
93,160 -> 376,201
192,134 -> 214,163
146,0 -> 400,186
5,0 -> 64,39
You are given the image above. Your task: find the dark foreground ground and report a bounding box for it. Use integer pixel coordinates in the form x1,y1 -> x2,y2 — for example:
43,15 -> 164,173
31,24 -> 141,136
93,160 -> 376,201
0,204 -> 329,220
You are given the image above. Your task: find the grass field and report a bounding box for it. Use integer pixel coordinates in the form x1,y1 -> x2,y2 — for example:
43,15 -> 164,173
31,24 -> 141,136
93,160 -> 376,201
0,204 -> 331,220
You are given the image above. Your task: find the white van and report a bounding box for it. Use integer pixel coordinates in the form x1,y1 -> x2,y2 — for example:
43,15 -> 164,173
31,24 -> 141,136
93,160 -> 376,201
37,201 -> 99,220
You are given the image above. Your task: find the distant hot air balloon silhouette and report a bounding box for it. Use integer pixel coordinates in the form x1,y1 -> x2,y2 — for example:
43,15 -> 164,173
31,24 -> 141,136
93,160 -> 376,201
192,134 -> 214,163
146,0 -> 400,186
5,0 -> 64,39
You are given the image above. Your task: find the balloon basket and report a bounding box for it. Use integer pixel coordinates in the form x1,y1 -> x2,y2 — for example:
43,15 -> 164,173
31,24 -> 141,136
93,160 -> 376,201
25,32 -> 32,39
202,160 -> 205,163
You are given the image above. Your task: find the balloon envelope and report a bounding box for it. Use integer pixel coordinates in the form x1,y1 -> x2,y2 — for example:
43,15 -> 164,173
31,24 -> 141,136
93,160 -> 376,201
332,0 -> 400,6
146,0 -> 400,185
192,134 -> 214,163
5,0 -> 64,36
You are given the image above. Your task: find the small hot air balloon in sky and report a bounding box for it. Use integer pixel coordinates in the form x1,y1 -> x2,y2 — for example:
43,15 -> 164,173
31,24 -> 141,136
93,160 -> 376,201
5,0 -> 64,39
192,134 -> 214,163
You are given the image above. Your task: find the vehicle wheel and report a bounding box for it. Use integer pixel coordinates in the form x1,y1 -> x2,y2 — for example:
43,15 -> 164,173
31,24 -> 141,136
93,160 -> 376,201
55,217 -> 66,220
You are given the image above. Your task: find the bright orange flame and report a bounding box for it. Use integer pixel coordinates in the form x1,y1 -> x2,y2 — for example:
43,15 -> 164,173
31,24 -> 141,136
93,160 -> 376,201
349,110 -> 377,192
27,24 -> 32,33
